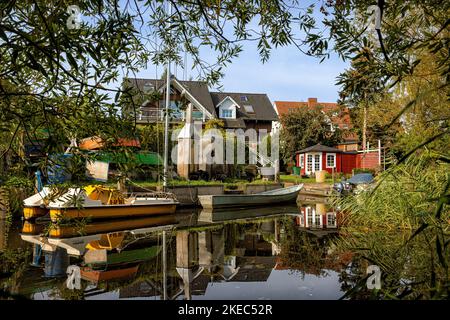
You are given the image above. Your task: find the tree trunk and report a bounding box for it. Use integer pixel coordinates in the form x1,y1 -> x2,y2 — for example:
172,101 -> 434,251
362,103 -> 367,151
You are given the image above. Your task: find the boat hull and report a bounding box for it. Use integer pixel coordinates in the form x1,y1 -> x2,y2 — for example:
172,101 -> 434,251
23,206 -> 48,220
49,215 -> 176,238
198,184 -> 303,209
80,266 -> 138,282
49,203 -> 177,222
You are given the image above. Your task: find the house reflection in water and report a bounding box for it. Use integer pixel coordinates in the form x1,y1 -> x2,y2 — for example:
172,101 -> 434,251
296,203 -> 340,230
117,217 -> 283,300
12,206 -> 348,300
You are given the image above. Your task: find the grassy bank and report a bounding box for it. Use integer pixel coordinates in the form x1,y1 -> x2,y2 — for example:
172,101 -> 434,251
126,174 -> 333,189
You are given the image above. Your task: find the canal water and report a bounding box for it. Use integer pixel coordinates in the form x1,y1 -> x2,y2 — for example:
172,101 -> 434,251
0,198 -> 358,300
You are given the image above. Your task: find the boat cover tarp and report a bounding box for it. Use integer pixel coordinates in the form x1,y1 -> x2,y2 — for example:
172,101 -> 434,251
347,173 -> 374,185
94,151 -> 163,165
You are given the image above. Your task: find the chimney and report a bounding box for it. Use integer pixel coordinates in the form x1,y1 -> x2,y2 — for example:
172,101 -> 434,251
307,97 -> 318,108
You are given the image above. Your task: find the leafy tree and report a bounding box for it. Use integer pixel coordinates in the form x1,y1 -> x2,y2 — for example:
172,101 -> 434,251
279,107 -> 342,163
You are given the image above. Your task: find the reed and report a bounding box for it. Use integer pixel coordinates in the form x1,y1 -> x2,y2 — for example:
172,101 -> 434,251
333,151 -> 449,299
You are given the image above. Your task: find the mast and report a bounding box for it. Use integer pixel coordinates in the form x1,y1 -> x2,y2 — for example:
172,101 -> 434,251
163,1 -> 172,191
162,230 -> 167,300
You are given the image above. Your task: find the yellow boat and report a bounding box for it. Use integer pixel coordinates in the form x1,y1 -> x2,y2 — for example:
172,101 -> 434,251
23,185 -> 178,222
21,221 -> 46,235
23,187 -> 51,220
48,215 -> 176,238
49,185 -> 178,222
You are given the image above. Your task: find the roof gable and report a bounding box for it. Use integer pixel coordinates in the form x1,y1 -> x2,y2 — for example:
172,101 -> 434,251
211,92 -> 278,121
215,95 -> 241,109
123,77 -> 217,118
296,143 -> 343,154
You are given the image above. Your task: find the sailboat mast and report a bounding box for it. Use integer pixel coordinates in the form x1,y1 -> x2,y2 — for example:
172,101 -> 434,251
163,1 -> 172,190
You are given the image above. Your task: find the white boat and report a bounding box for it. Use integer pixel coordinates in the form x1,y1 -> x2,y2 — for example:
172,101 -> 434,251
23,185 -> 178,222
23,187 -> 51,219
198,184 -> 303,210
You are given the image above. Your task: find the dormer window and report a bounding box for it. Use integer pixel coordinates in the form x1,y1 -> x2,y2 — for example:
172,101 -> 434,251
244,105 -> 254,113
143,82 -> 154,93
216,95 -> 238,119
240,95 -> 248,102
221,109 -> 233,118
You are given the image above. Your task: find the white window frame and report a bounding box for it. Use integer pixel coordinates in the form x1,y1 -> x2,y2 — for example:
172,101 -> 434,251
221,109 -> 233,118
326,153 -> 336,168
327,212 -> 337,228
299,154 -> 304,168
305,152 -> 321,174
243,104 -> 254,113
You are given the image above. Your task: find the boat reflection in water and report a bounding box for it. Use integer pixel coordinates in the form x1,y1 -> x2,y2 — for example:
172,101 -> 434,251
16,202 -> 349,300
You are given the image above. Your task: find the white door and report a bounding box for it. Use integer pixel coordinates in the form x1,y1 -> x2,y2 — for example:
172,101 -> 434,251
305,153 -> 322,174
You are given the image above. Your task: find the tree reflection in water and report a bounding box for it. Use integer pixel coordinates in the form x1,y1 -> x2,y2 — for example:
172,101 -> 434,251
1,199 -> 447,299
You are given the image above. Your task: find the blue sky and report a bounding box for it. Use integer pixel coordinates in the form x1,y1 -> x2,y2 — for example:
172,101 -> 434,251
131,42 -> 348,103
115,1 -> 349,104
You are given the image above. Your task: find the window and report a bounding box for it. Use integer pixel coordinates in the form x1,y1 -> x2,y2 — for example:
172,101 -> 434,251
240,95 -> 248,102
307,154 -> 313,172
306,207 -> 313,227
221,109 -> 233,118
314,154 -> 321,171
299,154 -> 304,168
192,111 -> 203,120
142,82 -> 154,93
326,153 -> 336,168
327,213 -> 337,228
244,105 -> 254,113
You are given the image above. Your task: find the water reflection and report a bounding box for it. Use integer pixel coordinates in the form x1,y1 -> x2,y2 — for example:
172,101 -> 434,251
1,202 -> 350,300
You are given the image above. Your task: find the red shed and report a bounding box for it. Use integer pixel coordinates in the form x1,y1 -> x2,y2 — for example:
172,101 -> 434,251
295,143 -> 357,175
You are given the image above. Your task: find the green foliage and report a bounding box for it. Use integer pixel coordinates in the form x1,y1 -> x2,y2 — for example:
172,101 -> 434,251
137,125 -> 165,154
334,151 -> 450,299
279,107 -> 342,162
204,119 -> 225,130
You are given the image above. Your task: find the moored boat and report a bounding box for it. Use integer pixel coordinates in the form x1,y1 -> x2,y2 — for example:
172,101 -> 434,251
23,185 -> 178,222
23,187 -> 51,219
198,184 -> 303,210
48,215 -> 176,238
80,265 -> 138,282
47,185 -> 178,222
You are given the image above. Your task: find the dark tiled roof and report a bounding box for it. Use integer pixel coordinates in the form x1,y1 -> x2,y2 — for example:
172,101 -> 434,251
210,92 -> 278,121
123,77 -> 217,117
222,118 -> 246,129
296,143 -> 343,154
123,77 -> 278,123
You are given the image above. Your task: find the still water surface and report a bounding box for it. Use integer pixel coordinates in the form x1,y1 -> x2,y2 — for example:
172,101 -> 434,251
1,198 -> 356,300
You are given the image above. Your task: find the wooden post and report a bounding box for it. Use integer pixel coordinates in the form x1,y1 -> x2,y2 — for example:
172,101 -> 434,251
378,139 -> 381,166
117,175 -> 126,193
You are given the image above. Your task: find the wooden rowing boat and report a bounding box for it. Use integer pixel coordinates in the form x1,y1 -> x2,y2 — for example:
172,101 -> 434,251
198,184 -> 303,210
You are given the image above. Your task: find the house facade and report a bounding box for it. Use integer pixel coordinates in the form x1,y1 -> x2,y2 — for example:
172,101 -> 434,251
295,144 -> 358,175
122,77 -> 278,132
295,143 -> 381,175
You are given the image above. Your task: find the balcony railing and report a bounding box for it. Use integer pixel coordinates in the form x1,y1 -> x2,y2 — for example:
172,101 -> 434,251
136,109 -> 205,123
